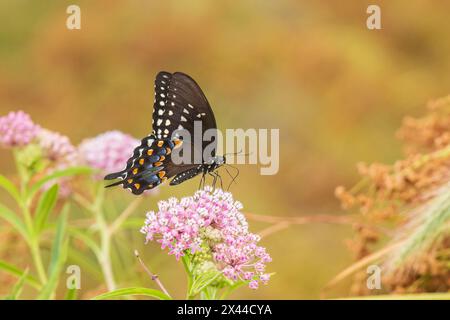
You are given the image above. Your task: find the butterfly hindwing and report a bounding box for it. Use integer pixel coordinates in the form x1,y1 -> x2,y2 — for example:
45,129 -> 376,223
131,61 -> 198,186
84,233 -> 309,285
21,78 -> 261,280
105,135 -> 177,194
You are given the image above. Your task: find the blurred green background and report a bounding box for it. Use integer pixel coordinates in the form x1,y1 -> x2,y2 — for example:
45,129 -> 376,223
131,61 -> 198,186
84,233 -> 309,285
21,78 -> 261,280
1,0 -> 450,299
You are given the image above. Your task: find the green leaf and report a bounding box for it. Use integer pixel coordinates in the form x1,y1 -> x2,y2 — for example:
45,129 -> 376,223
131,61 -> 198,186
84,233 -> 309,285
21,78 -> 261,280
0,175 -> 21,203
91,287 -> 171,300
28,166 -> 92,199
5,269 -> 29,300
0,204 -> 28,240
37,207 -> 69,300
34,184 -> 59,234
0,260 -> 41,290
189,271 -> 221,297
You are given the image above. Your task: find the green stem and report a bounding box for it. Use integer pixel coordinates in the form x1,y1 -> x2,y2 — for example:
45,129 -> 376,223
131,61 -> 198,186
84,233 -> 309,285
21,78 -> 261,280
89,185 -> 117,291
181,255 -> 195,300
98,225 -> 116,291
74,185 -> 116,291
21,195 -> 47,285
29,240 -> 47,285
14,149 -> 48,285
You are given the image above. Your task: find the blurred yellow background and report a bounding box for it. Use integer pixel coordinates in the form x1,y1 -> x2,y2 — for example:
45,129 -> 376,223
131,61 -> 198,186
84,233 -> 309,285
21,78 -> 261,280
1,0 -> 450,299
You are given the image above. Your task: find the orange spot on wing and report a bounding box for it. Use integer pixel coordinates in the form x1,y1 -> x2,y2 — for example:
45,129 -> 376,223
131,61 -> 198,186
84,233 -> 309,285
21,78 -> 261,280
159,156 -> 165,161
147,149 -> 154,156
157,140 -> 164,147
139,159 -> 145,165
134,183 -> 141,189
132,168 -> 139,175
158,171 -> 166,178
154,161 -> 163,167
165,147 -> 172,155
174,139 -> 183,147
127,179 -> 133,183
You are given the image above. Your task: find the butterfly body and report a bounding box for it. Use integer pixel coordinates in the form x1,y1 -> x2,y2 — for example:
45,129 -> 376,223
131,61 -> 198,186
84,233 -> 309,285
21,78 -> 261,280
104,71 -> 224,194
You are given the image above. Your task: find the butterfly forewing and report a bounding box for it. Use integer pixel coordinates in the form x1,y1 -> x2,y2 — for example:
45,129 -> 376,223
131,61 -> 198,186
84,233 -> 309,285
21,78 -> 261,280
152,72 -> 217,156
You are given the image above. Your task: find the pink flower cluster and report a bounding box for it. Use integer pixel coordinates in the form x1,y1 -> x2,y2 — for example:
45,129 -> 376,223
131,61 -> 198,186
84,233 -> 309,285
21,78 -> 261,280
0,111 -> 40,147
141,187 -> 272,289
78,130 -> 139,175
38,129 -> 77,165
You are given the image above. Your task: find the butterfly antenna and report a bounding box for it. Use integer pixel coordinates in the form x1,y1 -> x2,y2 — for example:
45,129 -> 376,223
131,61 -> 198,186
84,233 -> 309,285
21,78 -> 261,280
224,149 -> 253,157
224,164 -> 240,190
223,166 -> 234,190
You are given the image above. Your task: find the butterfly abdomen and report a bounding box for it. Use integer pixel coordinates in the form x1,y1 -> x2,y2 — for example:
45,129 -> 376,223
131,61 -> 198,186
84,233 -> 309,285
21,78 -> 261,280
169,165 -> 203,186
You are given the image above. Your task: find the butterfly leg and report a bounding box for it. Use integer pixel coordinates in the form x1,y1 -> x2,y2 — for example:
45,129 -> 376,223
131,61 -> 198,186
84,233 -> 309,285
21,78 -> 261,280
208,171 -> 223,190
217,172 -> 223,190
198,173 -> 206,190
209,172 -> 218,190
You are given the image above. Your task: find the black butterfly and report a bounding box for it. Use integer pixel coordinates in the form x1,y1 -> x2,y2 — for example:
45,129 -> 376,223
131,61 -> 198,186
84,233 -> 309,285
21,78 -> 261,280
104,71 -> 230,195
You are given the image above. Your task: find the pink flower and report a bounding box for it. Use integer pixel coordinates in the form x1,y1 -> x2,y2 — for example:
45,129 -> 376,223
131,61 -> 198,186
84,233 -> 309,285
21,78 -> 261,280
38,129 -> 79,198
78,130 -> 139,175
0,111 -> 40,147
141,187 -> 272,289
249,280 -> 259,290
38,129 -> 77,165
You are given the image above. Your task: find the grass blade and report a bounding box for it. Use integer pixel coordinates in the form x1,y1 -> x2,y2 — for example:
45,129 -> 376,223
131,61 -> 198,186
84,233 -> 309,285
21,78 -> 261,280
325,240 -> 405,290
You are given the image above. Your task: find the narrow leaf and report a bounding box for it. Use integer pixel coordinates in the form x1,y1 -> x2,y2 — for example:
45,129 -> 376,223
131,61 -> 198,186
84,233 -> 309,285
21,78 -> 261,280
35,184 -> 59,234
91,287 -> 171,300
190,271 -> 221,296
0,260 -> 41,290
0,204 -> 28,240
28,167 -> 92,198
37,207 -> 69,299
0,175 -> 21,203
5,269 -> 29,300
